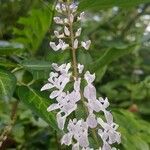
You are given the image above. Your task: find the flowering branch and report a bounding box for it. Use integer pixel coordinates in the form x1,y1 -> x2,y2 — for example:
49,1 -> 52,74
41,1 -> 121,150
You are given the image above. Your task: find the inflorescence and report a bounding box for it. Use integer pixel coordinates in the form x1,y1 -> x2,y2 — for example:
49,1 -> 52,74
41,1 -> 121,150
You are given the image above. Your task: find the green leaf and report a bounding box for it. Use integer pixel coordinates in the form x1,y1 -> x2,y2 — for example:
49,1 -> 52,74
0,41 -> 24,55
79,0 -> 150,10
17,86 -> 58,131
113,109 -> 150,150
21,60 -> 51,80
89,45 -> 137,76
0,69 -> 16,101
13,3 -> 53,53
0,59 -> 17,68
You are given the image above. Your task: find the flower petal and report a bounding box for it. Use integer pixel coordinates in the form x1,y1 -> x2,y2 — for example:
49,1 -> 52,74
86,113 -> 97,128
41,83 -> 54,91
61,133 -> 73,146
75,28 -> 82,37
50,90 -> 60,99
78,64 -> 84,74
64,26 -> 70,36
72,142 -> 80,150
73,39 -> 79,49
49,42 -> 60,51
47,103 -> 60,112
56,113 -> 66,130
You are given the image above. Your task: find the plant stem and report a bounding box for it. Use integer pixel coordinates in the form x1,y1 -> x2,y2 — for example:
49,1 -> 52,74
67,2 -> 78,79
0,101 -> 19,148
66,2 -> 100,147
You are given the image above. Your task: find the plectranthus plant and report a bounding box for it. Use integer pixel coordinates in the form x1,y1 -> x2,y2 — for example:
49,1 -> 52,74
41,0 -> 121,150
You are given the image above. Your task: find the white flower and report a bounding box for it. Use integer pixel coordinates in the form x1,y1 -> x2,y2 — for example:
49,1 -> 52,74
59,39 -> 69,50
84,71 -> 97,101
81,40 -> 91,50
64,26 -> 70,36
41,1 -> 121,148
55,3 -> 62,13
70,3 -> 78,13
45,73 -> 81,130
62,119 -> 89,148
61,132 -> 73,146
49,39 -> 69,51
84,71 -> 95,83
49,42 -> 61,51
72,143 -> 80,150
70,14 -> 74,23
82,147 -> 94,150
41,63 -> 71,94
101,141 -> 112,150
78,64 -> 84,74
75,28 -> 82,37
54,30 -> 65,38
86,112 -> 97,128
56,112 -> 67,130
73,39 -> 79,49
54,17 -> 63,24
64,18 -> 69,24
78,12 -> 85,21
97,114 -> 121,145
52,63 -> 71,74
62,4 -> 67,12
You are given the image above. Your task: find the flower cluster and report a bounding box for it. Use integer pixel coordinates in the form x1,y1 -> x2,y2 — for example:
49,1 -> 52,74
41,1 -> 121,150
49,2 -> 91,52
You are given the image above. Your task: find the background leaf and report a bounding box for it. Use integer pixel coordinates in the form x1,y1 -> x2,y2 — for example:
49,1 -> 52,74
0,69 -> 16,101
21,60 -> 51,80
90,45 -> 137,71
13,3 -> 53,53
79,0 -> 150,10
17,86 -> 59,131
0,41 -> 24,55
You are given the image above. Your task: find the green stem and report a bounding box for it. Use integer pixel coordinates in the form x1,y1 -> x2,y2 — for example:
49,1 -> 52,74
66,2 -> 100,147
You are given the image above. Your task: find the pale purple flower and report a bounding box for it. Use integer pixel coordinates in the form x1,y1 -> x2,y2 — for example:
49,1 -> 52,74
64,18 -> 69,24
54,30 -> 65,38
52,63 -> 71,74
50,39 -> 69,51
84,71 -> 95,84
62,119 -> 89,148
84,71 -> 96,100
61,132 -> 73,146
69,3 -> 78,13
78,12 -> 85,21
81,40 -> 91,50
86,112 -> 97,128
43,72 -> 81,130
72,142 -> 79,150
49,42 -> 61,51
59,39 -> 69,50
62,4 -> 67,12
73,39 -> 79,49
42,1 -> 121,149
75,28 -> 82,37
82,147 -> 94,150
41,63 -> 71,95
78,64 -> 84,74
64,26 -> 70,36
97,113 -> 121,145
55,3 -> 62,13
70,14 -> 74,23
54,17 -> 63,24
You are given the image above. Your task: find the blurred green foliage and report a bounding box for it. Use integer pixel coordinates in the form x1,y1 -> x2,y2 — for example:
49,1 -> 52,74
0,0 -> 150,149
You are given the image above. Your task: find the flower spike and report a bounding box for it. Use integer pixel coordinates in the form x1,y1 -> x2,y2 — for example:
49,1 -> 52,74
41,1 -> 121,150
